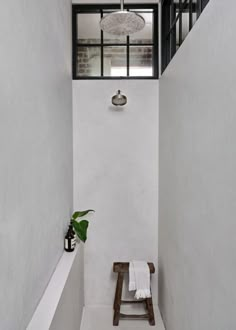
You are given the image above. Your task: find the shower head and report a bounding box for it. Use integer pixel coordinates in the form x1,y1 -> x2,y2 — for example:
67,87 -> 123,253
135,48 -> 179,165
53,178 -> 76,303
112,90 -> 127,106
100,0 -> 145,36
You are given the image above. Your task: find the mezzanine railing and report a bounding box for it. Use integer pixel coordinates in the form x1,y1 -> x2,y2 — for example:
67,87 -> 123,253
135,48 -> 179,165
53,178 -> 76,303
162,0 -> 210,73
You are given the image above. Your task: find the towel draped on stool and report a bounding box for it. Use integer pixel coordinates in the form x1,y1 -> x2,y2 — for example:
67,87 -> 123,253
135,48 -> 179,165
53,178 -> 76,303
129,260 -> 151,299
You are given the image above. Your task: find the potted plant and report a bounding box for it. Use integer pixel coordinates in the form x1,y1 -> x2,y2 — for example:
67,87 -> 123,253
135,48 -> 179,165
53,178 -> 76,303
64,209 -> 94,252
70,209 -> 94,242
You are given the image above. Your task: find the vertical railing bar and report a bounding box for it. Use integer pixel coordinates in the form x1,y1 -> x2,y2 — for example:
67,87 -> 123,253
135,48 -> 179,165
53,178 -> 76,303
189,0 -> 193,30
165,0 -> 188,39
127,35 -> 130,77
127,8 -> 129,77
179,0 -> 182,45
101,10 -> 104,76
162,0 -> 170,73
170,0 -> 176,58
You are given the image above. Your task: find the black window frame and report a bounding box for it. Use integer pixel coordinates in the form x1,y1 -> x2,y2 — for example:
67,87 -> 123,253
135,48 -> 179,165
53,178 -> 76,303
72,4 -> 159,80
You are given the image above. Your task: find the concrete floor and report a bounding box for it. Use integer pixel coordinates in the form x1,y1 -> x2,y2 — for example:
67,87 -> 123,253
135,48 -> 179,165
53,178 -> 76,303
80,305 -> 165,330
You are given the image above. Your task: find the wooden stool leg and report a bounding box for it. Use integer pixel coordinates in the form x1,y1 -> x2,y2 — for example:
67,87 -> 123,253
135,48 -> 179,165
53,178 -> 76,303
113,272 -> 124,326
146,297 -> 155,326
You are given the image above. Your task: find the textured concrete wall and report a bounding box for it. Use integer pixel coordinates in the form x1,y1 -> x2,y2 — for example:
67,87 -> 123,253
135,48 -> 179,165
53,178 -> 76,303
159,1 -> 236,329
0,1 -> 73,329
73,80 -> 159,306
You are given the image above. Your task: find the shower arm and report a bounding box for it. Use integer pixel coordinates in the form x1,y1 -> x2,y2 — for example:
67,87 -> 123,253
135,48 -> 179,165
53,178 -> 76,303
120,0 -> 124,11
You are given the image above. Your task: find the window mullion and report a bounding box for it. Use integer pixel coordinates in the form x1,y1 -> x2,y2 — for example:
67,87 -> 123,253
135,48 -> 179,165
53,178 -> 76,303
101,10 -> 104,76
72,10 -> 77,79
127,36 -> 130,77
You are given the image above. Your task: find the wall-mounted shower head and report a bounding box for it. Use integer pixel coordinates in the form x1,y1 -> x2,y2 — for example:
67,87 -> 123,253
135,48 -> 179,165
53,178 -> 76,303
112,90 -> 127,106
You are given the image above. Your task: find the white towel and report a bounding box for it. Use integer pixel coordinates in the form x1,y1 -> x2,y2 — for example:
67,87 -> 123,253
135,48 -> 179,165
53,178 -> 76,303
129,260 -> 151,300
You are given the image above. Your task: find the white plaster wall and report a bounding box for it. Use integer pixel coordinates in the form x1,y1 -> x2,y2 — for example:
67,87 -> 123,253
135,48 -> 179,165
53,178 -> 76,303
0,1 -> 72,329
73,80 -> 159,306
159,1 -> 236,329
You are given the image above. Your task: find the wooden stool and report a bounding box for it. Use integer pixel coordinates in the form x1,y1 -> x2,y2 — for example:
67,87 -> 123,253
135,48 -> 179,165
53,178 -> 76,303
113,262 -> 155,326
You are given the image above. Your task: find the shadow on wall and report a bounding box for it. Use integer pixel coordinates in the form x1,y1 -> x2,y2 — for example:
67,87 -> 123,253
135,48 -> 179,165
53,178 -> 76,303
108,105 -> 126,112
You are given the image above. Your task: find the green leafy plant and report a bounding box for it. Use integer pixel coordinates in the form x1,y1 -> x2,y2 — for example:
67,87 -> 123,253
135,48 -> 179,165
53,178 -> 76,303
70,209 -> 95,243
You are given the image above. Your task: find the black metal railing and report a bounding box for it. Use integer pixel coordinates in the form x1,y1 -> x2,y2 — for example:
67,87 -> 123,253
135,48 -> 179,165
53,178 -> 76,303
161,0 -> 210,73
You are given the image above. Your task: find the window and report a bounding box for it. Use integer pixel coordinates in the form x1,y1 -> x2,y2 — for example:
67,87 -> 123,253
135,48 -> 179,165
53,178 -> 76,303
72,4 -> 158,79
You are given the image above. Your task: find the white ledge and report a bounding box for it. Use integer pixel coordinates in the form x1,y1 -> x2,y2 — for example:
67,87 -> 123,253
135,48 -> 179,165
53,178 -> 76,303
27,245 -> 79,330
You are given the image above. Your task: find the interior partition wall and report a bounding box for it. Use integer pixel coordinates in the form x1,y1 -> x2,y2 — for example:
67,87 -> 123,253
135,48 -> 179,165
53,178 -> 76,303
159,1 -> 236,329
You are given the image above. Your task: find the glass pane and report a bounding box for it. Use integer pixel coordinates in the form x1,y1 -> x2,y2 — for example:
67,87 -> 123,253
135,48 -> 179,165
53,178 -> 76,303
129,46 -> 153,77
103,46 -> 127,77
176,17 -> 179,47
129,12 -> 153,44
103,31 -> 127,44
131,9 -> 153,12
176,9 -> 197,46
77,47 -> 101,77
192,12 -> 197,25
183,12 -> 190,40
77,13 -> 101,44
102,11 -> 127,44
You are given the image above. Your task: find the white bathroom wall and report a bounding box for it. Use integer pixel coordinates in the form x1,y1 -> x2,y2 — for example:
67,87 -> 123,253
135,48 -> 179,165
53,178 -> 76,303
159,1 -> 236,329
0,1 -> 73,329
73,80 -> 159,306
